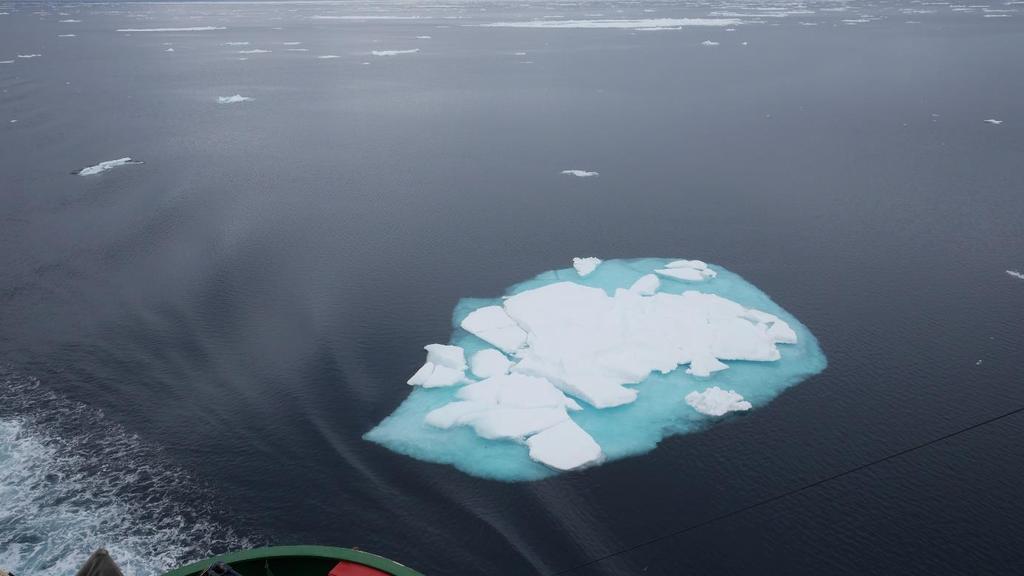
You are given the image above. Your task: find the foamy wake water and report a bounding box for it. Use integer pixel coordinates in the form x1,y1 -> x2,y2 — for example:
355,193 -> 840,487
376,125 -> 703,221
0,371 -> 251,576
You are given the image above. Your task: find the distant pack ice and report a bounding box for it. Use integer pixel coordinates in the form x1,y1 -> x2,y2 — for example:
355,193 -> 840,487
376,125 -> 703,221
366,258 -> 826,480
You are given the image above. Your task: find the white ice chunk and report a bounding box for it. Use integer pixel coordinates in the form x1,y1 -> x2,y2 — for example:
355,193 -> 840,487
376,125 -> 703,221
460,305 -> 528,353
767,320 -> 798,344
317,55 -> 340,59
561,169 -> 599,178
217,94 -> 252,104
423,364 -> 467,388
685,386 -> 752,416
424,343 -> 466,371
238,49 -> 270,54
470,349 -> 512,379
17,54 -> 42,58
656,267 -> 704,281
527,420 -> 603,470
1006,270 -> 1024,280
629,274 -> 660,295
701,40 -> 720,46
372,49 -> 419,56
76,157 -> 140,176
984,119 -> 1003,125
573,257 -> 602,277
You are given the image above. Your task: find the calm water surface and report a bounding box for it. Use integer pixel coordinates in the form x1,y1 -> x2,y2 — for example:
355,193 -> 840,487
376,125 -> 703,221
1,1 -> 1023,574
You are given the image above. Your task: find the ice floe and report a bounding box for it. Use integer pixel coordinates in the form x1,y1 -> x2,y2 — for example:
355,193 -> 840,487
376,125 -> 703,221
685,386 -> 752,416
416,35 -> 432,39
479,18 -> 743,29
17,54 -> 42,58
58,34 -> 76,38
116,27 -> 226,32
701,40 -> 720,46
317,54 -> 340,59
238,49 -> 269,54
372,49 -> 419,56
74,157 -> 142,176
366,258 -> 826,480
1007,270 -> 1024,280
572,257 -> 602,277
984,118 -> 1003,125
0,60 -> 13,64
561,169 -> 598,177
217,94 -> 252,104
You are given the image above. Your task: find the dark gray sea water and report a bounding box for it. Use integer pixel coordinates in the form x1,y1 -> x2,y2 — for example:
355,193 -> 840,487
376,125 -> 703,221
1,1 -> 1023,574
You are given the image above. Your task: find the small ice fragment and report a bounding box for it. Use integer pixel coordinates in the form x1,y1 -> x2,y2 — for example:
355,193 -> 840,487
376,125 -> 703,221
572,257 -> 602,277
223,41 -> 250,46
425,343 -> 467,371
984,119 -> 1003,125
17,54 -> 42,58
317,54 -> 340,59
59,19 -> 80,23
701,40 -> 720,46
416,35 -> 432,39
286,48 -> 309,52
480,18 -> 742,29
58,34 -> 76,37
527,420 -> 603,471
238,49 -> 269,54
514,51 -> 527,56
685,387 -> 752,416
561,169 -> 598,178
372,49 -> 419,56
1007,270 -> 1024,280
282,41 -> 302,45
407,344 -> 468,388
165,48 -> 174,52
470,349 -> 513,379
75,157 -> 142,176
0,61 -> 13,64
217,94 -> 253,104
629,274 -> 660,295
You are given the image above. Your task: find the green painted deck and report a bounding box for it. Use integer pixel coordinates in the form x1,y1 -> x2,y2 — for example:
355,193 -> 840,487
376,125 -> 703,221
161,545 -> 423,576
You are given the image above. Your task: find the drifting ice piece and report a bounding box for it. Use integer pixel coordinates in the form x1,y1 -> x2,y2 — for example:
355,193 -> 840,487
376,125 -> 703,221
75,157 -> 141,175
685,386 -> 752,416
572,257 -> 602,277
406,344 -> 467,388
629,274 -> 660,295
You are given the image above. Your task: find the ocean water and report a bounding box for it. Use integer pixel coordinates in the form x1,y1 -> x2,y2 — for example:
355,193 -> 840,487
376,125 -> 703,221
2,1 -> 1024,575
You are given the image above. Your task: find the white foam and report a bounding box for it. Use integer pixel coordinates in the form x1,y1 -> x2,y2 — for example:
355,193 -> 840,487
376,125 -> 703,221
701,40 -> 720,46
479,18 -> 742,29
372,49 -> 419,56
76,157 -> 141,176
282,41 -> 302,45
1007,270 -> 1024,280
223,41 -> 249,46
984,118 -> 1003,125
116,27 -> 225,32
217,94 -> 252,104
685,386 -> 752,416
561,169 -> 598,177
573,257 -> 602,277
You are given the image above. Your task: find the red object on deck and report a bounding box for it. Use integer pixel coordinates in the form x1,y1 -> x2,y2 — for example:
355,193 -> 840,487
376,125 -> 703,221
328,561 -> 391,576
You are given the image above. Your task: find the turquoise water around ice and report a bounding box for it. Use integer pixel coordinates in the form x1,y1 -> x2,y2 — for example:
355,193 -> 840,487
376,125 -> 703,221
365,258 -> 827,481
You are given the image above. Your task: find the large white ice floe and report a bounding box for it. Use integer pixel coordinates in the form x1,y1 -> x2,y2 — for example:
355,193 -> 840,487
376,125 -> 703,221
217,94 -> 252,104
366,258 -> 826,480
74,157 -> 142,175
